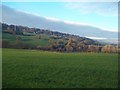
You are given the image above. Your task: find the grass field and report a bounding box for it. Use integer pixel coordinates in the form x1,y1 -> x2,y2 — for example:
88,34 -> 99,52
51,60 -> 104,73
2,48 -> 118,88
2,33 -> 51,47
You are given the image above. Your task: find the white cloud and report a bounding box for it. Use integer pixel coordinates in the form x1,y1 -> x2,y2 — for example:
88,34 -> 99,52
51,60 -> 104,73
44,17 -> 61,22
2,4 -> 118,40
63,20 -> 118,32
65,2 -> 118,16
63,20 -> 87,25
86,36 -> 107,40
2,4 -> 118,32
37,15 -> 113,32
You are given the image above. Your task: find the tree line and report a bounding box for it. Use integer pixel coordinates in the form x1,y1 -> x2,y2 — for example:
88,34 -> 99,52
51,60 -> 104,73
2,37 -> 119,53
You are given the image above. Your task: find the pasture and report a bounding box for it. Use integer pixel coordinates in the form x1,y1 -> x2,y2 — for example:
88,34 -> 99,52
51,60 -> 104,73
2,33 -> 51,47
2,48 -> 118,88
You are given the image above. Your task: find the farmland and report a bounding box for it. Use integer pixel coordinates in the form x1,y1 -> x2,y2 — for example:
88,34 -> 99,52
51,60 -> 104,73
2,48 -> 118,88
2,33 -> 51,47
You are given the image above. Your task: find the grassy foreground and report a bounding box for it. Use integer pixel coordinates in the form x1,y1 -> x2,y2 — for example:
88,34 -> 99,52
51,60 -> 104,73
2,48 -> 118,88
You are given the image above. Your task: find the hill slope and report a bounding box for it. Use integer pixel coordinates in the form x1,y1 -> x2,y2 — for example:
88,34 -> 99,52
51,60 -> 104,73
2,23 -> 101,51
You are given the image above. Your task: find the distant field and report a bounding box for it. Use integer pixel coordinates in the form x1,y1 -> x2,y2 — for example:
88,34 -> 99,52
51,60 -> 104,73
2,33 -> 51,47
2,48 -> 118,88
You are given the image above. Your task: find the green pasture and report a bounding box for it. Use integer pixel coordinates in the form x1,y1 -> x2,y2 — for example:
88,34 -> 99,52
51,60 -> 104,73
2,48 -> 118,88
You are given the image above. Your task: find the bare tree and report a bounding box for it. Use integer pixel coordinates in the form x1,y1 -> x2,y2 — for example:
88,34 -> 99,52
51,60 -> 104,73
65,38 -> 73,52
101,45 -> 117,53
16,36 -> 21,44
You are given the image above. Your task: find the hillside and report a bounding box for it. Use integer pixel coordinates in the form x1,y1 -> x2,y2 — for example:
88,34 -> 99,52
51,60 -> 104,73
2,23 -> 102,50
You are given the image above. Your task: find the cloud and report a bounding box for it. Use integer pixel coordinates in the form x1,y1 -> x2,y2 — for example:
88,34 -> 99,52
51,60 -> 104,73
44,17 -> 62,22
61,20 -> 118,32
86,36 -> 107,40
1,4 -> 118,33
2,4 -> 118,40
65,2 -> 118,16
63,20 -> 87,26
43,17 -> 118,32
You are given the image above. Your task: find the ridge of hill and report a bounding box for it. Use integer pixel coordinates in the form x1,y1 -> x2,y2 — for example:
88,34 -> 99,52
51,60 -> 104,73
2,23 -> 97,43
2,23 -> 99,45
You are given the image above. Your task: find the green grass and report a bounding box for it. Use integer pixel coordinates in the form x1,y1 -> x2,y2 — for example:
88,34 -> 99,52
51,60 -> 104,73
2,33 -> 50,47
2,48 -> 118,88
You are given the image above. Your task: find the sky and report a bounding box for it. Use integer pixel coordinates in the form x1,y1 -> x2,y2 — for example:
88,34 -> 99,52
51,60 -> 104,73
2,2 -> 118,32
1,0 -> 120,2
